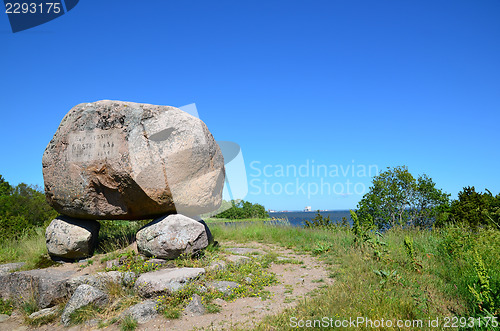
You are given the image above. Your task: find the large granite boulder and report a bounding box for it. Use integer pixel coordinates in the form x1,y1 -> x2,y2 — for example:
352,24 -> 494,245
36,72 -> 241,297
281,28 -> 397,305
0,268 -> 75,308
136,214 -> 209,260
42,100 -> 225,220
45,216 -> 100,260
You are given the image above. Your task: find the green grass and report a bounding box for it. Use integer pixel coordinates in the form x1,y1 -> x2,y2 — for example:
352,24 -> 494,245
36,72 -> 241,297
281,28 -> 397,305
96,220 -> 149,254
0,227 -> 48,269
1,216 -> 497,330
0,219 -> 148,269
20,296 -> 39,316
120,315 -> 138,331
25,306 -> 61,327
68,304 -> 102,325
0,298 -> 14,315
211,223 -> 499,330
205,217 -> 272,224
105,249 -> 161,274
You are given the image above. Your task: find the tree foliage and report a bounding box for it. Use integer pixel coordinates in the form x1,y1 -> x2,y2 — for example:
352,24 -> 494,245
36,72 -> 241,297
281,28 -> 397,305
439,186 -> 500,229
214,200 -> 269,219
357,166 -> 450,229
0,175 -> 57,239
0,175 -> 13,196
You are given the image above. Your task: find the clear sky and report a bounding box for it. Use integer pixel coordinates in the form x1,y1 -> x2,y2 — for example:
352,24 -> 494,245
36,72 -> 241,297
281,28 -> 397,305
1,0 -> 499,211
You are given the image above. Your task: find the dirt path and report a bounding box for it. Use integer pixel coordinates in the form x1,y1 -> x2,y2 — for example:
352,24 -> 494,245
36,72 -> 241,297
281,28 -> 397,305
136,242 -> 334,331
1,242 -> 334,331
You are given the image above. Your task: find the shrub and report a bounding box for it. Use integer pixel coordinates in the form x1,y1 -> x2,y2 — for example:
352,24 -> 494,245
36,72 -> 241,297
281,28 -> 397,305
214,200 -> 268,219
0,175 -> 57,241
439,186 -> 500,229
304,211 -> 337,228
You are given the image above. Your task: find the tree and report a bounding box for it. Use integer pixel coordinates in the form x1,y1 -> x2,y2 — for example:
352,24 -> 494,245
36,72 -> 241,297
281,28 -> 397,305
357,166 -> 450,229
0,175 -> 57,231
214,200 -> 269,219
0,175 -> 12,196
442,186 -> 500,229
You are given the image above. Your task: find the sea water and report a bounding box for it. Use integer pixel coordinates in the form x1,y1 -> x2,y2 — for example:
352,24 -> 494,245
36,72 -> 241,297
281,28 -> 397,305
269,210 -> 352,227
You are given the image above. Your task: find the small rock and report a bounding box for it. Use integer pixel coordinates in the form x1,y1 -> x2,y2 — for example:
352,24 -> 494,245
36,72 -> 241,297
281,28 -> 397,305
122,271 -> 137,286
10,311 -> 21,318
244,277 -> 253,284
206,281 -> 240,296
225,247 -> 259,255
0,314 -> 10,322
45,216 -> 100,260
226,255 -> 250,265
85,318 -> 99,327
106,259 -> 119,269
67,271 -> 136,293
120,300 -> 158,323
184,294 -> 205,316
208,260 -> 226,271
144,258 -> 169,268
136,214 -> 209,260
0,262 -> 25,274
28,306 -> 58,320
61,284 -> 109,326
134,268 -> 205,297
276,256 -> 291,261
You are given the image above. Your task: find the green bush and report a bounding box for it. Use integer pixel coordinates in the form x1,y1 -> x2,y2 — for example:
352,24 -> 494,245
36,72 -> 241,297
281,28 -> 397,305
214,200 -> 268,219
304,210 -> 349,229
437,226 -> 500,318
0,215 -> 35,240
0,175 -> 57,241
437,186 -> 500,229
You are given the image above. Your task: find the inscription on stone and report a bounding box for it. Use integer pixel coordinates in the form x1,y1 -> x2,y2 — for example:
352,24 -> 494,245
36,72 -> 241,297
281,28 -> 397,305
68,129 -> 120,162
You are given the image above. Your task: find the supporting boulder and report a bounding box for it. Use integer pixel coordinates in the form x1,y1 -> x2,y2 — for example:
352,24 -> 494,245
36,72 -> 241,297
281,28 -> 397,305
136,214 -> 209,260
45,216 -> 100,260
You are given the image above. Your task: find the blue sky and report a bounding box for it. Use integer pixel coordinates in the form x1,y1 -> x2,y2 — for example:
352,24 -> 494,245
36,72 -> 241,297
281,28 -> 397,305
1,0 -> 499,211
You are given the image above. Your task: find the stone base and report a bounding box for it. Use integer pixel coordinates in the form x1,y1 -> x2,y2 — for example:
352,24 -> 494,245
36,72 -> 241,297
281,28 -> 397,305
45,216 -> 100,260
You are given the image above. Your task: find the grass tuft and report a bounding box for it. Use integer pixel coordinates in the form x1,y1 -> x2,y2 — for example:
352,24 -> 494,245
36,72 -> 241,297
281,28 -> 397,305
120,314 -> 138,331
